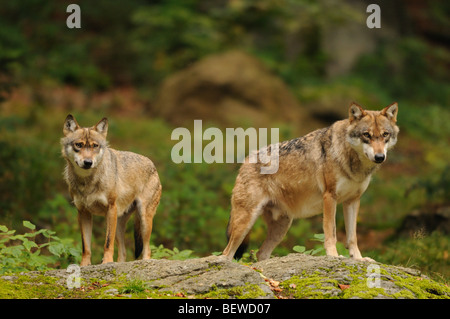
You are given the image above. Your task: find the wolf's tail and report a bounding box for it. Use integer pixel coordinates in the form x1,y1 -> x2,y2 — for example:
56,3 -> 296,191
226,219 -> 250,260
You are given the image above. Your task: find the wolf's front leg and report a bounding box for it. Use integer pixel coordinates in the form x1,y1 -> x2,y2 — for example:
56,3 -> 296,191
78,209 -> 93,266
103,202 -> 118,264
323,191 -> 338,257
343,198 -> 375,262
343,198 -> 362,259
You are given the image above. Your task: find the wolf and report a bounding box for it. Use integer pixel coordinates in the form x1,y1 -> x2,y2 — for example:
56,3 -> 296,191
61,115 -> 162,266
222,102 -> 399,261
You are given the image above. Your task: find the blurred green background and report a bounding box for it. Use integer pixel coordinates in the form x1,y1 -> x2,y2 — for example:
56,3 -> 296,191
0,1 -> 449,281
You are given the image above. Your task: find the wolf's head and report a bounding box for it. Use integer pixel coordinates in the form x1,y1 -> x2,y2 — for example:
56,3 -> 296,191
346,102 -> 399,164
61,115 -> 108,176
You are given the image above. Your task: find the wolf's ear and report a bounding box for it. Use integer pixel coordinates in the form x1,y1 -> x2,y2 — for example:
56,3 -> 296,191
381,102 -> 398,122
63,114 -> 80,136
94,117 -> 108,137
349,102 -> 366,122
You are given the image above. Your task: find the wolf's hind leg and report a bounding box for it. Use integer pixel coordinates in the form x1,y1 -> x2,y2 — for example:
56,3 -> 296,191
257,209 -> 292,261
135,184 -> 161,260
222,199 -> 267,260
116,211 -> 132,262
223,208 -> 255,260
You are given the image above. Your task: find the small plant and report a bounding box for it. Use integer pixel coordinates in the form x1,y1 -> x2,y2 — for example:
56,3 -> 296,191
119,278 -> 148,294
0,220 -> 80,274
150,244 -> 194,260
293,233 -> 326,256
237,249 -> 259,264
293,233 -> 350,257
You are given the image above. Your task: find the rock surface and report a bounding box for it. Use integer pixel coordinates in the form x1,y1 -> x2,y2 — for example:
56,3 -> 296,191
1,254 -> 449,299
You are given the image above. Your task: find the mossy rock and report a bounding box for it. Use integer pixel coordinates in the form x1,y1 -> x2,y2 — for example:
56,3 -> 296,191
253,254 -> 449,299
1,254 -> 448,299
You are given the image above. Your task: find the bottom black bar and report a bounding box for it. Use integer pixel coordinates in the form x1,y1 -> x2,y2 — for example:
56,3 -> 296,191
1,298 -> 447,317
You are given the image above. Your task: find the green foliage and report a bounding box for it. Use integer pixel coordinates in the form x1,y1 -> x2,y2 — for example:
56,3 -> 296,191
372,231 -> 450,283
0,16 -> 26,101
118,279 -> 147,295
406,165 -> 450,205
151,244 -> 194,261
156,160 -> 236,255
36,194 -> 79,240
0,221 -> 80,274
293,233 -> 349,258
0,0 -> 366,91
354,37 -> 450,105
130,1 -> 222,85
293,233 -> 326,256
0,0 -> 448,107
237,249 -> 259,264
0,136 -> 58,226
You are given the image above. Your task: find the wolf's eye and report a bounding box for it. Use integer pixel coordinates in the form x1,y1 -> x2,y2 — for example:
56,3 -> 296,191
75,142 -> 83,148
382,132 -> 390,138
362,132 -> 371,139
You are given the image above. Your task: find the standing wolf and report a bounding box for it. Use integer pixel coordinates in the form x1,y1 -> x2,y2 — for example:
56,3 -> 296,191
223,102 -> 399,261
61,115 -> 162,266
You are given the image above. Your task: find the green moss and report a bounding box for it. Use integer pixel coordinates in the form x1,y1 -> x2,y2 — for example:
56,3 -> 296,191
0,275 -> 65,299
281,274 -> 340,299
98,277 -> 187,299
390,273 -> 450,299
279,263 -> 450,299
0,274 -> 155,299
339,279 -> 387,299
280,270 -> 395,299
200,284 -> 268,299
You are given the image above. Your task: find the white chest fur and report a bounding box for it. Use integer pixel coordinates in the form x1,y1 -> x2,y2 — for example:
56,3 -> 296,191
73,192 -> 109,214
335,174 -> 371,202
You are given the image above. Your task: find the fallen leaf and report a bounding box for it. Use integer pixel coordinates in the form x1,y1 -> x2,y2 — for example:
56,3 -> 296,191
289,283 -> 297,289
269,279 -> 280,287
338,284 -> 350,290
272,287 -> 282,292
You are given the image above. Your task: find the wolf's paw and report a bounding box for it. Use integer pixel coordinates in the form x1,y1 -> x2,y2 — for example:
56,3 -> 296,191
80,259 -> 91,267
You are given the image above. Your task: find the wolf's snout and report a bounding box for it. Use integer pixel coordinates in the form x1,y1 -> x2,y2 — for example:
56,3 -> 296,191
374,153 -> 385,163
83,159 -> 93,169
